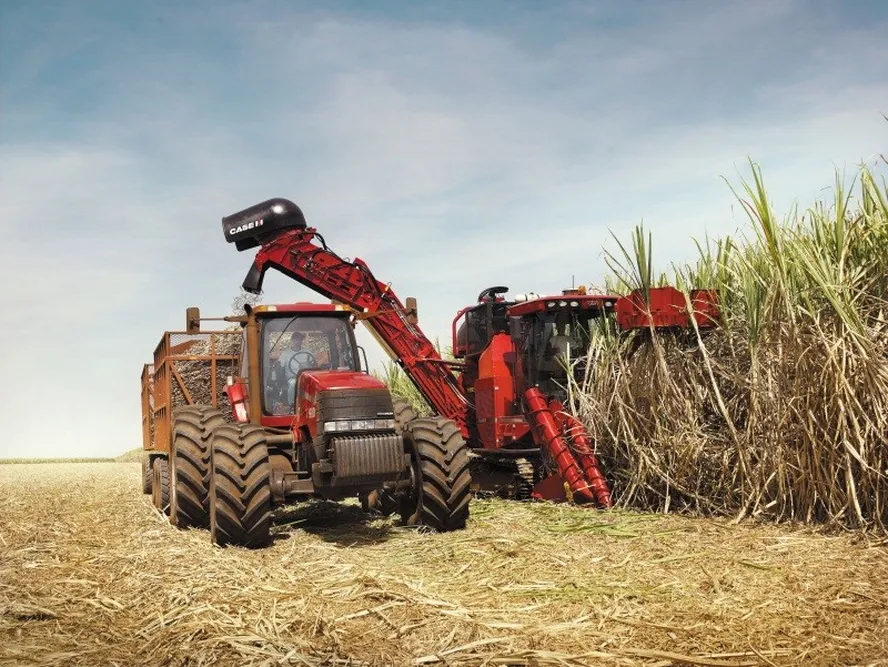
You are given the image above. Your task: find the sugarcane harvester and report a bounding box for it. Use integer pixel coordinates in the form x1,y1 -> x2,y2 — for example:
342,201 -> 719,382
223,198 -> 721,509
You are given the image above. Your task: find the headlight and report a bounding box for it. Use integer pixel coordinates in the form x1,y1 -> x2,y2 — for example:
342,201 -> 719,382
323,418 -> 397,433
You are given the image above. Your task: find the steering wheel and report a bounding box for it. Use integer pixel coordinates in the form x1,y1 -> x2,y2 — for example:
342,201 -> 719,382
287,350 -> 317,376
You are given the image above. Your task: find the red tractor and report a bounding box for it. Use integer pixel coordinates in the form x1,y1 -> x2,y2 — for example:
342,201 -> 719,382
141,201 -> 474,549
221,198 -> 720,512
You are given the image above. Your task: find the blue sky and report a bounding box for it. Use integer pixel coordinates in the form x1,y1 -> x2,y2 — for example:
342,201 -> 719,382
1,0 -> 886,458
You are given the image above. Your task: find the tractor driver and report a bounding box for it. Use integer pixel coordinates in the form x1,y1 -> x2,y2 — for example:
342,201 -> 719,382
280,331 -> 306,375
279,331 -> 316,405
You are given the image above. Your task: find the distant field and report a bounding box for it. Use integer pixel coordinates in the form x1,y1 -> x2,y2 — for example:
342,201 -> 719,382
0,457 -> 118,464
1,462 -> 886,666
0,448 -> 142,465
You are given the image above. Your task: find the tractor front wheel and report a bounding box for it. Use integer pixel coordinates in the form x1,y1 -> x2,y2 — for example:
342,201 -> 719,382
362,397 -> 419,516
400,417 -> 471,532
208,424 -> 273,548
392,397 -> 417,433
170,406 -> 226,529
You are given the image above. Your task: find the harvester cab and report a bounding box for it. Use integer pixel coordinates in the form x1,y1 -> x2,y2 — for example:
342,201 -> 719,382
453,287 -> 616,419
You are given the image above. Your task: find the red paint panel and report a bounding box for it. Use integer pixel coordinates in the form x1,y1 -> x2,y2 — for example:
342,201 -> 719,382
223,381 -> 249,423
299,370 -> 388,393
474,377 -> 497,447
615,286 -> 721,330
474,333 -> 516,448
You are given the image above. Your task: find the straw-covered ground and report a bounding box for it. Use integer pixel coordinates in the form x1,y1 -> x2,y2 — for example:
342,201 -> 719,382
1,462 -> 886,667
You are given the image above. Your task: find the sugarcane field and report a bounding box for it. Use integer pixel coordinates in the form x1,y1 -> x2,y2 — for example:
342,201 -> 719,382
3,4 -> 888,666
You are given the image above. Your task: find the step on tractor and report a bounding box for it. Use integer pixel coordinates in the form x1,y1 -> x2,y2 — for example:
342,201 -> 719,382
140,299 -> 472,548
220,198 -> 721,512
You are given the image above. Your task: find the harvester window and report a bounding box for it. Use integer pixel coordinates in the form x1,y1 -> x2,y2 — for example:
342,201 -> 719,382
459,308 -> 487,357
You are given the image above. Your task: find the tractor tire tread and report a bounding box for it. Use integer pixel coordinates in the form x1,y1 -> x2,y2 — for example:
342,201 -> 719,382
141,453 -> 153,494
152,456 -> 171,514
209,424 -> 272,548
403,417 -> 471,532
392,397 -> 417,433
171,406 -> 226,529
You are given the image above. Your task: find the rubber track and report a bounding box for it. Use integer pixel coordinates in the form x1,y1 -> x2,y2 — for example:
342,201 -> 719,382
403,417 -> 471,531
514,457 -> 536,500
172,406 -> 226,529
152,457 -> 170,515
209,424 -> 272,548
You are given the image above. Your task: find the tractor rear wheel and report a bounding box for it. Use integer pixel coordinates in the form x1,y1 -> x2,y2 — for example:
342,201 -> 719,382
400,417 -> 472,531
208,424 -> 272,548
152,456 -> 170,514
170,406 -> 226,529
142,453 -> 153,494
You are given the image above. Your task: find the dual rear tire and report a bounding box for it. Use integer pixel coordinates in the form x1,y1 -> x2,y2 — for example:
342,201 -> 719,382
207,424 -> 272,548
164,406 -> 272,548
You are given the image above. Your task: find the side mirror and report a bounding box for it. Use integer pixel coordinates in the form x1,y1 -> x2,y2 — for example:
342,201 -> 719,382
186,307 -> 201,334
405,297 -> 418,326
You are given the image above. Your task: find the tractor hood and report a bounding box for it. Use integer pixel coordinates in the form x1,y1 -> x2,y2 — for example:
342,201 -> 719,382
299,370 -> 388,394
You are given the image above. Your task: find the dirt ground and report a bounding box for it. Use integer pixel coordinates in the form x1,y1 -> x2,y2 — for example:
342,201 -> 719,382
1,462 -> 886,667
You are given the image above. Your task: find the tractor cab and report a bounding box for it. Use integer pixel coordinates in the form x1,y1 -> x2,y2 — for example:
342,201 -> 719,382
256,307 -> 360,416
219,303 -> 379,433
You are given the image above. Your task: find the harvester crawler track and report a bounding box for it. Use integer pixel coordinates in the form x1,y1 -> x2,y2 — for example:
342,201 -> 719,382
514,458 -> 536,501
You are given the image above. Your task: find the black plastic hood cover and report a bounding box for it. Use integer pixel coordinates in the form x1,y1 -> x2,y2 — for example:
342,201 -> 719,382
222,198 -> 307,251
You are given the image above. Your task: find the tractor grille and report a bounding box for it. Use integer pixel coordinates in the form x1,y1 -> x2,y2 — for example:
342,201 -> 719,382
330,433 -> 405,484
316,388 -> 394,424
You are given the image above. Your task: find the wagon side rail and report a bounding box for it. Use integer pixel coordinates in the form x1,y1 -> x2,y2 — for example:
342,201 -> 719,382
150,330 -> 242,454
